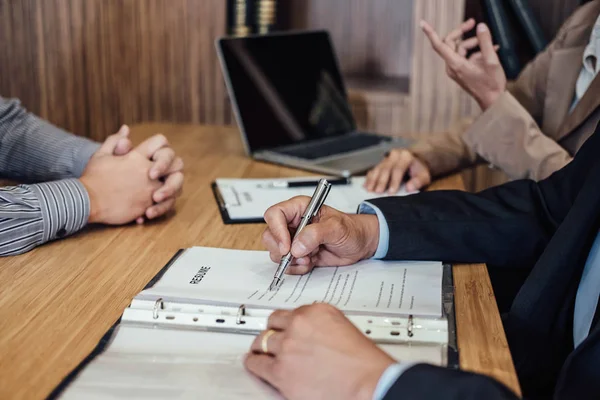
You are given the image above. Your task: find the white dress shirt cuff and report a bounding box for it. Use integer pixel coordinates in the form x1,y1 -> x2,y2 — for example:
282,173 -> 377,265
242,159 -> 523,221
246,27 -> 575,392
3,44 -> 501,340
372,363 -> 417,400
358,201 -> 389,259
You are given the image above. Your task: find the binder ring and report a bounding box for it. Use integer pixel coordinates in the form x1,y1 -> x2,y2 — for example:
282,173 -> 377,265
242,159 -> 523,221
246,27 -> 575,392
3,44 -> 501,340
236,304 -> 246,325
407,315 -> 414,338
153,298 -> 164,320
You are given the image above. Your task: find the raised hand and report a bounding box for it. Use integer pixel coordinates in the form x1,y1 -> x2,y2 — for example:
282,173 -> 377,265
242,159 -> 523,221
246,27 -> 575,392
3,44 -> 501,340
421,18 -> 506,110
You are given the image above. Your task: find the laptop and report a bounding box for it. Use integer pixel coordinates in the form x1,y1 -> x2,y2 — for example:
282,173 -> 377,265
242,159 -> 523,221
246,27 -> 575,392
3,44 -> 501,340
216,30 -> 408,177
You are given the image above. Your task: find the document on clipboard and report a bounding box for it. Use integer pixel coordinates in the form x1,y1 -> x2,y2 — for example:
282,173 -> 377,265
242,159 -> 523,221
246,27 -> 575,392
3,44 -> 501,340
211,176 -> 412,224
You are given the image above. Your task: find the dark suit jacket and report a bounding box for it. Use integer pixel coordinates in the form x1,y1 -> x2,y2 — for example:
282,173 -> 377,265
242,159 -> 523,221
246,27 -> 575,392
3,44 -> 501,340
371,124 -> 600,399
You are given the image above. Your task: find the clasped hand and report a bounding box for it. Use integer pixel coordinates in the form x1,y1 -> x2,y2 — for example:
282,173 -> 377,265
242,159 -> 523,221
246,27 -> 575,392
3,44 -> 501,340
80,125 -> 184,225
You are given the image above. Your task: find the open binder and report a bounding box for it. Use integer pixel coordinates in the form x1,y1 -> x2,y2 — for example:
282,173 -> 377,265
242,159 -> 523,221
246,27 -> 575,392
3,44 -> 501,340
51,247 -> 458,399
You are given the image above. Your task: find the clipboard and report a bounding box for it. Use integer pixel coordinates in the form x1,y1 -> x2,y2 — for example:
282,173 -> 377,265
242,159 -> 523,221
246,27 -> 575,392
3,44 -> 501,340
211,182 -> 265,224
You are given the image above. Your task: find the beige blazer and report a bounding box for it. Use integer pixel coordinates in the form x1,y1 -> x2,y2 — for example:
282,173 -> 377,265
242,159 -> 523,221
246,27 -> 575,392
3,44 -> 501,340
410,0 -> 600,181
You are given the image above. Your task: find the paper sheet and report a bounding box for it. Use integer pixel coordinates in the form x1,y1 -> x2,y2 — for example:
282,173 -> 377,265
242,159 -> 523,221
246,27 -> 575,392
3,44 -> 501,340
141,247 -> 443,318
60,325 -> 444,400
215,176 -> 411,220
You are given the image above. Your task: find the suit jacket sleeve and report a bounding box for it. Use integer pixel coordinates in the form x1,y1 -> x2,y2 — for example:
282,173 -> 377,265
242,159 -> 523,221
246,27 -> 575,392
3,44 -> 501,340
367,120 -> 599,270
0,96 -> 100,182
383,364 -> 519,400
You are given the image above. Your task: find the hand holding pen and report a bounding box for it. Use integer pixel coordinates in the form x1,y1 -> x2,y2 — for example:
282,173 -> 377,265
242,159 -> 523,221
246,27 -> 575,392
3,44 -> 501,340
263,179 -> 381,290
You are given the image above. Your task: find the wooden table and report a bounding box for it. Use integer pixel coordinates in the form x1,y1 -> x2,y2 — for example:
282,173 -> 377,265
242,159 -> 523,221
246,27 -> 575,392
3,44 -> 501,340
0,124 -> 521,398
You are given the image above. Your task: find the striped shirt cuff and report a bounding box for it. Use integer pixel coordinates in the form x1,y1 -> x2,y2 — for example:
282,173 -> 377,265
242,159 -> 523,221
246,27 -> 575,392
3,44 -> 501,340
73,141 -> 101,178
27,179 -> 90,242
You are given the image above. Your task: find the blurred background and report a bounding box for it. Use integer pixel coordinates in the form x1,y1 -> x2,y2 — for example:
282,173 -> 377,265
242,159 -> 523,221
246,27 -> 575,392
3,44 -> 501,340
0,0 -> 587,190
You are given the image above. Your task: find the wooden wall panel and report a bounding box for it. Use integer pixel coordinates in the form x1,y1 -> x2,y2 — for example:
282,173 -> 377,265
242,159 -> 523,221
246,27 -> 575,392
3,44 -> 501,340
410,0 -> 468,133
0,0 -> 229,141
283,0 -> 414,78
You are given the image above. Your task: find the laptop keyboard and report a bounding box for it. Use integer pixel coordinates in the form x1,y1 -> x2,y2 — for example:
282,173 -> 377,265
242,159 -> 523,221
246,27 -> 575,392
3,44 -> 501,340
276,133 -> 388,160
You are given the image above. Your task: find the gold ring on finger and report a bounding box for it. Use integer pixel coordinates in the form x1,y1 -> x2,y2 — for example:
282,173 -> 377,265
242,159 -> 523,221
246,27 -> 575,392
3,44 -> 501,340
262,329 -> 276,354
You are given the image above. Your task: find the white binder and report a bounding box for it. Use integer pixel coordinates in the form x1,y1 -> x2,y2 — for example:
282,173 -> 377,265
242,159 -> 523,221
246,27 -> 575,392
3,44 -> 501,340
51,247 -> 458,399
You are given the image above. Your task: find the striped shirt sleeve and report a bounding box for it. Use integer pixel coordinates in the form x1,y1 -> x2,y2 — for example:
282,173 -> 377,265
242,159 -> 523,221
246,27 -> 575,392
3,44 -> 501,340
0,179 -> 90,256
0,96 -> 100,182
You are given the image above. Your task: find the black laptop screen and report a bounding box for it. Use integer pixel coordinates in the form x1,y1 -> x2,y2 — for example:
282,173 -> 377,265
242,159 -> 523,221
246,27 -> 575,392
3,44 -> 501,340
218,31 -> 356,153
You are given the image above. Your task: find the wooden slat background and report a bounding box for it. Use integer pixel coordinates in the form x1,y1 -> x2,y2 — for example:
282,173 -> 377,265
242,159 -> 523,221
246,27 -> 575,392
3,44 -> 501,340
282,0 -> 414,78
0,0 -> 230,141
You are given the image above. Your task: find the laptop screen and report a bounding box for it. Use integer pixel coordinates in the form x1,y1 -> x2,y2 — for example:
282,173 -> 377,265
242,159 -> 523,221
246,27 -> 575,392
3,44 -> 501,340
218,31 -> 356,153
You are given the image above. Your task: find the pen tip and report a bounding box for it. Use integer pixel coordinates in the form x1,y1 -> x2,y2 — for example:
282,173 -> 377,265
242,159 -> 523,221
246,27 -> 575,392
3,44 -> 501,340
268,279 -> 280,292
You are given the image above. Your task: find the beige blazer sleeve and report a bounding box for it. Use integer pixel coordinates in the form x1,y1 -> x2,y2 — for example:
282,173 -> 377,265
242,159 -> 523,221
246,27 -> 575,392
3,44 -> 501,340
462,91 -> 572,180
409,119 -> 481,177
410,14 -> 580,180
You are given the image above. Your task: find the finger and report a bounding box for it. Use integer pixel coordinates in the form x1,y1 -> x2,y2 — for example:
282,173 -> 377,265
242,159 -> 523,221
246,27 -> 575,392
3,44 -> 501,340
145,198 -> 176,220
134,134 -> 169,160
374,165 -> 392,193
250,329 -> 284,355
405,177 -> 420,193
268,309 -> 294,330
263,229 -> 281,262
153,171 -> 184,203
149,147 -> 176,179
244,354 -> 279,388
457,36 -> 480,57
388,167 -> 407,194
405,170 -> 430,192
166,157 -> 184,174
444,18 -> 476,43
420,20 -> 464,66
476,23 -> 498,64
365,168 -> 381,192
285,263 -> 314,275
263,197 -> 311,255
136,217 -> 145,225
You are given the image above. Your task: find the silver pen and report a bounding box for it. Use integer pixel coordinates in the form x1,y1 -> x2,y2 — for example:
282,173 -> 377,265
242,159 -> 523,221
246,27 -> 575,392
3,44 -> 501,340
268,179 -> 332,291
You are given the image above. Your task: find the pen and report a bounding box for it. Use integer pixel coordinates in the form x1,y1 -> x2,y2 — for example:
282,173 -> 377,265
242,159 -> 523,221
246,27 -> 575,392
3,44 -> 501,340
268,178 -> 332,291
257,177 -> 350,189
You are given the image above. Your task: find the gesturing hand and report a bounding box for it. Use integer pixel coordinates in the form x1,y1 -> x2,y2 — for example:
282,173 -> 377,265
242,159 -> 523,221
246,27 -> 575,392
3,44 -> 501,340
262,197 -> 380,275
421,18 -> 506,110
245,303 -> 395,400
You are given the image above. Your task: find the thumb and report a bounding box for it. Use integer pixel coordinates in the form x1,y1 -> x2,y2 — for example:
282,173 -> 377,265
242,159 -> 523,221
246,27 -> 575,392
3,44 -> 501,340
113,137 -> 133,156
405,170 -> 430,192
96,125 -> 130,156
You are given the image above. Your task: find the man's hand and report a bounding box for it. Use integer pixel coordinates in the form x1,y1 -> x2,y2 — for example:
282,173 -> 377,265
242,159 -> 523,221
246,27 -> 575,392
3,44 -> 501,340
81,134 -> 172,225
245,303 -> 395,400
365,149 -> 431,194
262,197 -> 379,275
105,125 -> 184,223
421,19 -> 506,110
132,133 -> 184,222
